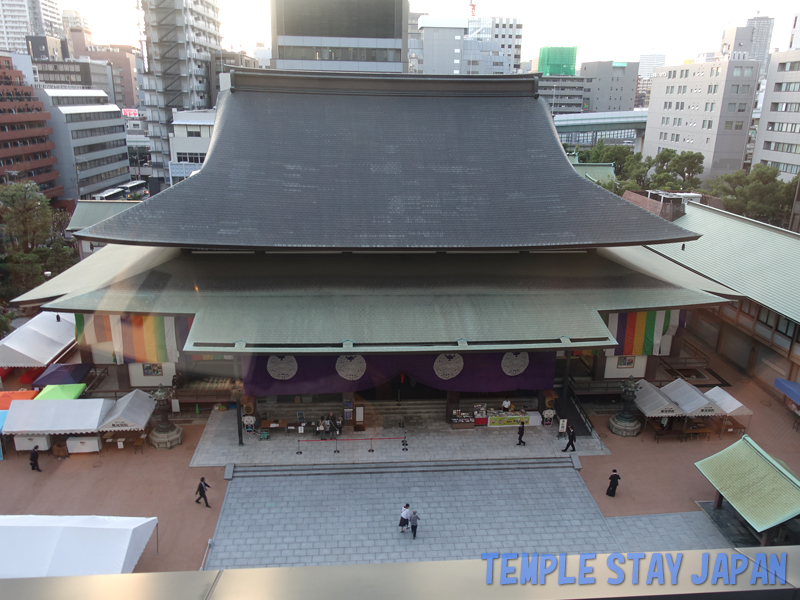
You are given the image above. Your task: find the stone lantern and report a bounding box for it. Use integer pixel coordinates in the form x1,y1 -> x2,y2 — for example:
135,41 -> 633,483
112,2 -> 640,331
148,383 -> 184,449
608,376 -> 642,437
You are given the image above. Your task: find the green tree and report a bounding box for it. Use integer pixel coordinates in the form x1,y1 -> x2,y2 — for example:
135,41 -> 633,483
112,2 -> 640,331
706,165 -> 793,227
6,252 -> 45,291
45,238 -> 78,277
600,145 -> 634,177
667,151 -> 705,189
0,182 -> 53,253
622,152 -> 651,188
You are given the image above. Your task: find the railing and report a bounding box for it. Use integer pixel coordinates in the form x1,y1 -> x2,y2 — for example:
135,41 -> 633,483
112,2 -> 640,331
564,382 -> 594,435
294,436 -> 408,455
83,366 -> 110,395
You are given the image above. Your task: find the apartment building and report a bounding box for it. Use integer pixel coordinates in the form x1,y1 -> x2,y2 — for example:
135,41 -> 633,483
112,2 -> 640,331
643,60 -> 759,181
580,61 -> 638,112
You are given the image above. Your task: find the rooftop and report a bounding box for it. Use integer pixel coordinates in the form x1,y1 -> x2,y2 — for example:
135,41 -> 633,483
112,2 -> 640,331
76,70 -> 698,252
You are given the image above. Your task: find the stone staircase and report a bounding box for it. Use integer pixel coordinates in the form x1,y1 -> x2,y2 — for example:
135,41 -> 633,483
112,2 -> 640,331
232,456 -> 575,478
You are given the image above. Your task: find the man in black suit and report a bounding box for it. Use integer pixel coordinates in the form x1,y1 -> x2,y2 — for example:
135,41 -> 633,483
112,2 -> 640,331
29,445 -> 41,472
562,425 -> 576,452
516,422 -> 525,446
195,477 -> 211,507
607,469 -> 621,497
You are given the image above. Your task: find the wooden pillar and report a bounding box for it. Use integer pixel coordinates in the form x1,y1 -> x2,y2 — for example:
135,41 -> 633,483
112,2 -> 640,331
760,528 -> 771,547
446,391 -> 460,422
233,356 -> 243,447
592,353 -> 606,381
713,490 -> 724,510
644,356 -> 660,381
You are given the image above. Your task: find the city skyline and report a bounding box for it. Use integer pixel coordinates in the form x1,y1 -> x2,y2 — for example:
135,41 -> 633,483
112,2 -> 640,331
60,0 -> 795,66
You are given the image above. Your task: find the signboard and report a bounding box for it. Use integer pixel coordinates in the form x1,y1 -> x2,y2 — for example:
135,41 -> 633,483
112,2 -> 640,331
122,108 -> 139,118
612,62 -> 627,67
559,418 -> 568,433
488,415 -> 530,427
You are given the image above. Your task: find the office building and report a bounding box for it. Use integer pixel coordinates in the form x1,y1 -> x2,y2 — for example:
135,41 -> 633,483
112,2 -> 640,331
720,18 -> 774,79
62,8 -> 89,34
638,54 -> 665,79
791,14 -> 800,49
168,107 -> 214,186
0,50 -> 62,198
751,50 -> 800,183
538,47 -> 576,76
271,0 -> 408,73
33,58 -> 122,106
214,50 -> 258,83
0,0 -> 63,53
643,60 -> 759,182
746,16 -> 774,79
141,0 -> 221,187
538,75 -> 585,115
472,17 -> 523,71
580,61 -> 638,112
254,42 -> 270,68
26,34 -> 69,60
412,16 -> 511,75
408,11 -> 425,40
38,88 -> 129,199
70,27 -> 139,109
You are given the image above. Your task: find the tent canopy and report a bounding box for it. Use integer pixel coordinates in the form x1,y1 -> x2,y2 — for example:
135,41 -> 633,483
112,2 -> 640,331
695,435 -> 800,532
0,312 -> 75,368
98,390 -> 156,431
0,390 -> 38,411
775,379 -> 800,406
634,379 -> 685,417
704,386 -> 753,417
662,379 -> 725,417
3,399 -> 114,435
0,410 -> 7,433
0,515 -> 157,578
35,384 -> 87,400
33,363 -> 92,388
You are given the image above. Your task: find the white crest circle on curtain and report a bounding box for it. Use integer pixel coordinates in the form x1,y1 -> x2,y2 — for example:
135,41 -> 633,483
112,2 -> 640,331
336,355 -> 367,380
501,352 -> 529,377
267,355 -> 298,380
433,353 -> 464,380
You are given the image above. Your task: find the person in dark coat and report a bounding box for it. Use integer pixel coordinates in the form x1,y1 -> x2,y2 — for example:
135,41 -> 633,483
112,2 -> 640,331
195,477 -> 211,507
29,445 -> 41,472
607,469 -> 621,497
409,510 -> 421,540
562,425 -> 576,452
516,422 -> 526,446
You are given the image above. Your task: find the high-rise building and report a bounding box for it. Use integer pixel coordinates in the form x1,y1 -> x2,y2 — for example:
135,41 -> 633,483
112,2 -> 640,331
70,26 -> 140,109
0,50 -> 62,198
643,60 -> 759,182
141,0 -> 221,187
0,0 -> 63,53
254,42 -> 271,68
720,18 -> 774,79
38,88 -> 129,199
537,47 -> 576,76
271,0 -> 408,73
412,16 -> 511,75
638,54 -> 665,79
33,58 -> 123,106
752,50 -> 800,184
538,74 -> 585,115
62,8 -> 89,34
472,17 -> 523,71
408,11 -> 425,40
746,16 -> 774,79
580,61 -> 638,112
791,14 -> 800,49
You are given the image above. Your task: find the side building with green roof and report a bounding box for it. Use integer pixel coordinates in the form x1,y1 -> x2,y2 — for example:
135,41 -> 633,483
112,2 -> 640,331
538,46 -> 577,76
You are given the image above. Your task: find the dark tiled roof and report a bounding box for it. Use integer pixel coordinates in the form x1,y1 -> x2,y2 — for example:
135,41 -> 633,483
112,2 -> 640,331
78,71 -> 698,250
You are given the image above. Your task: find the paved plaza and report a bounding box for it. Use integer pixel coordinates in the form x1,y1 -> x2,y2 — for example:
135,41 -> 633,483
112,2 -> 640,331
190,409 -> 610,468
204,466 -> 730,570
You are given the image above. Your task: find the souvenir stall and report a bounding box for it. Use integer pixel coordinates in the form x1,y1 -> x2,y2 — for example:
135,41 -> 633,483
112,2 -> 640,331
2,398 -> 114,452
98,390 -> 156,450
35,384 -> 87,400
704,386 -> 753,437
633,379 -> 686,441
661,379 -> 725,440
0,390 -> 38,410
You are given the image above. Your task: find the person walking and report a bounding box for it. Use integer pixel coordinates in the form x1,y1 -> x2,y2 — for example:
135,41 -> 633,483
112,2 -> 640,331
195,477 -> 211,507
410,510 -> 421,540
607,469 -> 621,497
516,421 -> 526,446
562,425 -> 576,452
399,503 -> 411,533
29,445 -> 41,472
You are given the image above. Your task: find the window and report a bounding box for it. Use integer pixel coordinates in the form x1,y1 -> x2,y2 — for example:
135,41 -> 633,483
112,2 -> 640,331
767,121 -> 800,133
176,152 -> 206,163
763,141 -> 800,154
776,316 -> 797,338
724,121 -> 733,130
731,85 -> 739,93
187,130 -> 201,137
776,82 -> 800,92
734,121 -> 743,131
704,102 -> 710,111
740,299 -> 758,318
738,103 -> 747,113
741,85 -> 750,94
743,67 -> 753,77
758,307 -> 777,328
702,119 -> 707,129
713,85 -> 718,93
777,61 -> 800,72
728,103 -> 737,112
733,66 -> 742,77
762,160 -> 800,174
771,102 -> 800,112
708,85 -> 713,93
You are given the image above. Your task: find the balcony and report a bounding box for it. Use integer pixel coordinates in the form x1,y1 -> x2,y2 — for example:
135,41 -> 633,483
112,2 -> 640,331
0,155 -> 57,176
42,184 -> 64,199
0,140 -> 54,159
0,111 -> 50,123
0,126 -> 52,142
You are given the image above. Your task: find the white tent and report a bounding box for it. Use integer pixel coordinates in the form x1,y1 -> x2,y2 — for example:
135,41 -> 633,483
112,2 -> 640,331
661,379 -> 725,417
0,515 -> 157,578
634,379 -> 685,417
98,390 -> 156,432
0,312 -> 76,368
704,386 -> 754,417
2,398 -> 114,435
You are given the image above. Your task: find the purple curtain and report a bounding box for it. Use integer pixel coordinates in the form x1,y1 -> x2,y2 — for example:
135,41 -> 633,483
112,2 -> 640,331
243,351 -> 556,396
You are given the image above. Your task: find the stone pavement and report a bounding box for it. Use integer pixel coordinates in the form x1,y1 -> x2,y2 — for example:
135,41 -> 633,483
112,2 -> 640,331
190,409 -> 609,468
204,467 -> 730,570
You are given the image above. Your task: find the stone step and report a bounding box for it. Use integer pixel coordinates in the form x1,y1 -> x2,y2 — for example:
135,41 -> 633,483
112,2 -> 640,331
232,457 -> 574,478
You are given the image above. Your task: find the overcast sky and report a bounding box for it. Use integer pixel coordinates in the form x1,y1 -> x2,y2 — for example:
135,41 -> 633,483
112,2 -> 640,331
66,0 -> 796,67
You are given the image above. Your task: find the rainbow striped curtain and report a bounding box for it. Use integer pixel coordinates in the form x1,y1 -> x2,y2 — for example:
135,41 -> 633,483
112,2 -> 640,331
604,310 -> 685,357
75,314 -> 193,364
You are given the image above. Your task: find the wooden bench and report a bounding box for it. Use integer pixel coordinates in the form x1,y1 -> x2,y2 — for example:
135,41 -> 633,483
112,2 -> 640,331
133,437 -> 145,454
654,428 -> 685,443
